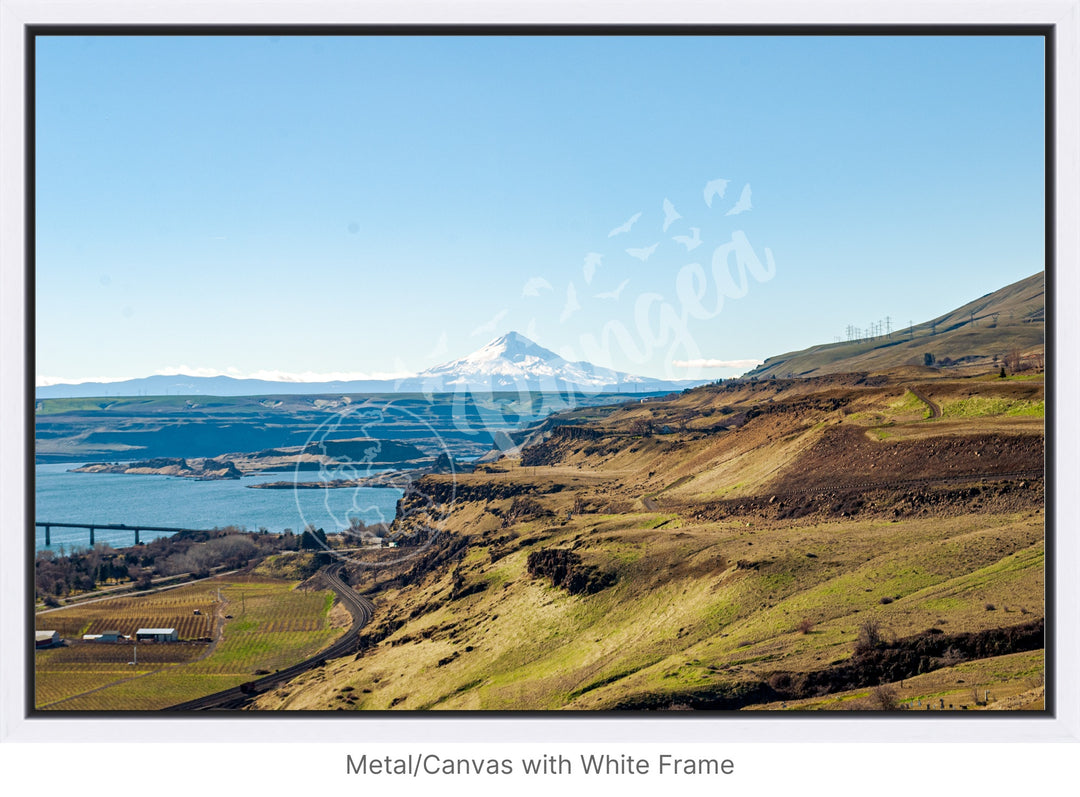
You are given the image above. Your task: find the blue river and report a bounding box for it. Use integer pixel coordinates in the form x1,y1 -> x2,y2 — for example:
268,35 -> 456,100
34,463 -> 403,553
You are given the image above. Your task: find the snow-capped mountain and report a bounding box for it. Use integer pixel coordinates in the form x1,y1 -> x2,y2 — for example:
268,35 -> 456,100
35,332 -> 705,398
416,332 -> 651,391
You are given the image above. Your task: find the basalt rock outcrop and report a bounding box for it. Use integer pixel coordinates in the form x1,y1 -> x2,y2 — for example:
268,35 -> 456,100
526,548 -> 616,595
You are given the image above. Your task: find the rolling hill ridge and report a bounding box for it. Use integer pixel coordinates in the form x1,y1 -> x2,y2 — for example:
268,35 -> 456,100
745,271 -> 1044,378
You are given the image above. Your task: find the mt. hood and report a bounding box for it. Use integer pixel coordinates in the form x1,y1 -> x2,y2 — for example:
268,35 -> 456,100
416,332 -> 681,392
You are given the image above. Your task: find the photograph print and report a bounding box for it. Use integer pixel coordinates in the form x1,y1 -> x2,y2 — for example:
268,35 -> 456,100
31,30 -> 1047,713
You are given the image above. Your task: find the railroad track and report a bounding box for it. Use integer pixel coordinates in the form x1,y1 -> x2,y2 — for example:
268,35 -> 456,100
164,564 -> 374,711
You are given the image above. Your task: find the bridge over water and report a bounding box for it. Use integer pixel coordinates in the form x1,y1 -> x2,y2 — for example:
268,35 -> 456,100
35,522 -> 222,547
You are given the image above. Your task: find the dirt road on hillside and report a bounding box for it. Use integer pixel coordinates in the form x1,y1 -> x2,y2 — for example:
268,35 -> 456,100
908,385 -> 942,418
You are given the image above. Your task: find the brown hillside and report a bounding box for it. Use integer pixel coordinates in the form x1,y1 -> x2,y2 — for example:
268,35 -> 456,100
747,272 -> 1044,378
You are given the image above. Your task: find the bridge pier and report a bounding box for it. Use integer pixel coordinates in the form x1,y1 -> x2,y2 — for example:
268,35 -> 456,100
134,528 -> 140,545
89,526 -> 95,546
44,525 -> 50,546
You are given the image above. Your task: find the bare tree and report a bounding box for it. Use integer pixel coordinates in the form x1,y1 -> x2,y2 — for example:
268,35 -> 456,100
855,619 -> 885,655
872,685 -> 899,711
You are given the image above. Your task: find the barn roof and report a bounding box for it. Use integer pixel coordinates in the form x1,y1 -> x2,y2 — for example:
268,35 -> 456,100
135,627 -> 176,634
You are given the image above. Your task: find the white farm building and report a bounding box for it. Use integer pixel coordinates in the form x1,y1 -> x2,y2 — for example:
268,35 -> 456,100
83,630 -> 126,642
135,627 -> 178,642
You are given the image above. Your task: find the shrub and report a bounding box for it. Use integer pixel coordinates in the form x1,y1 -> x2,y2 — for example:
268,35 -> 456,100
872,685 -> 899,711
855,619 -> 885,655
796,617 -> 815,635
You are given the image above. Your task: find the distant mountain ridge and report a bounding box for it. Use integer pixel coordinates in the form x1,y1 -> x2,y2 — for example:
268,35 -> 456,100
36,332 -> 704,399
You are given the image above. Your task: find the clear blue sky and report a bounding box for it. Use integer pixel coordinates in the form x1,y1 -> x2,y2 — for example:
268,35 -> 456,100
35,34 -> 1045,384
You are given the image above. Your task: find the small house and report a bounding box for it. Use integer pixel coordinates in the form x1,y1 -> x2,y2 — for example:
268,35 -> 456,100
135,627 -> 178,642
35,630 -> 60,649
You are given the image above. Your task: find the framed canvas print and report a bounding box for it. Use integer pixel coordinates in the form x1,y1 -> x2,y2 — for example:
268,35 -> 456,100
2,1 -> 1077,767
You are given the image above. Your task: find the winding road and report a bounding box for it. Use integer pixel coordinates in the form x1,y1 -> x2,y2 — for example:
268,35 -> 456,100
164,563 -> 374,711
907,384 -> 942,419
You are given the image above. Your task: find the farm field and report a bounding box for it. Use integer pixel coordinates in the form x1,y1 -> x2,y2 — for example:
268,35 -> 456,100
35,573 -> 344,710
37,583 -> 220,639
